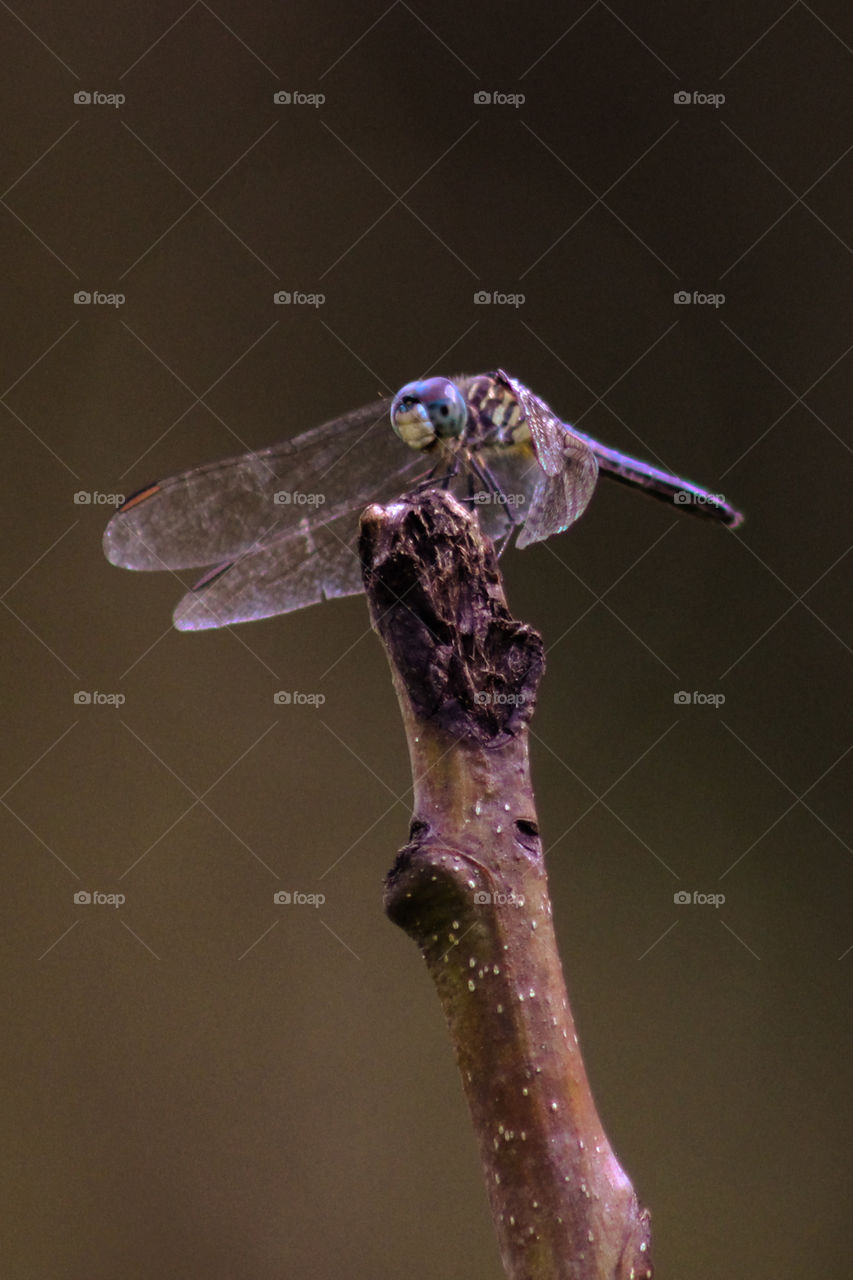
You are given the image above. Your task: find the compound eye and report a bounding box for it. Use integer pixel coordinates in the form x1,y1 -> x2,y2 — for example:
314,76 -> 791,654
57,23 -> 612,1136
391,381 -> 436,451
427,381 -> 466,439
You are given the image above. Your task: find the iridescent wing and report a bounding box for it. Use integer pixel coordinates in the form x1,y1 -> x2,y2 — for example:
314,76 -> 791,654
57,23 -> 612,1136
103,396 -> 417,570
103,396 -> 426,628
172,461 -> 425,630
179,426 -> 544,630
104,370 -> 742,632
466,439 -> 543,542
495,372 -> 599,548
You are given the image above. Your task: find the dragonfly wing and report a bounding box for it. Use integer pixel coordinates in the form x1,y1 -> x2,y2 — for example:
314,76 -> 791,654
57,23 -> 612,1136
500,372 -> 566,477
469,439 -> 543,541
103,396 -> 404,571
496,373 -> 599,547
172,457 -> 425,630
517,439 -> 598,548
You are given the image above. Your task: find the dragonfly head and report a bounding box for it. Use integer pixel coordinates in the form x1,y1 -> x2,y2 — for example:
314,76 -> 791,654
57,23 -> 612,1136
391,378 -> 468,451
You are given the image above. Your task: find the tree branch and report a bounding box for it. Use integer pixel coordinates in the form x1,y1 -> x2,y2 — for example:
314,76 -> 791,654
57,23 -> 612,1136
359,491 -> 652,1280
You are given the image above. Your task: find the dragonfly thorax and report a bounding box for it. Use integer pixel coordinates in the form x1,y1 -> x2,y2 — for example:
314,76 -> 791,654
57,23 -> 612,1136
391,377 -> 468,452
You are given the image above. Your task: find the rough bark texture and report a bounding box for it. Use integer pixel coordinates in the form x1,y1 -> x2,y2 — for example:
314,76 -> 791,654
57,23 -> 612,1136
360,491 -> 652,1280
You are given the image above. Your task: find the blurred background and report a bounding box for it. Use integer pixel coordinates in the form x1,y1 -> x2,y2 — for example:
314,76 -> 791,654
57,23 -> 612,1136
1,1 -> 852,1276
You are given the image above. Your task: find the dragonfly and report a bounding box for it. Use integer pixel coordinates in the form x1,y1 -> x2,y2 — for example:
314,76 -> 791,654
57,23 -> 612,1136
103,369 -> 743,631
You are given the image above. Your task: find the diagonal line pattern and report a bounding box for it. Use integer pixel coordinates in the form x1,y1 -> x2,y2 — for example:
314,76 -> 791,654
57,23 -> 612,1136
528,720 -> 681,876
717,726 -> 853,879
520,122 -> 679,278
38,920 -> 81,960
120,0 -> 277,80
319,121 -> 480,279
521,318 -> 685,471
719,540 -> 852,678
0,0 -> 79,76
118,721 -> 280,879
719,126 -> 853,278
520,0 -> 677,80
519,121 -> 680,279
119,121 -> 279,278
117,319 -> 280,475
718,322 -> 853,472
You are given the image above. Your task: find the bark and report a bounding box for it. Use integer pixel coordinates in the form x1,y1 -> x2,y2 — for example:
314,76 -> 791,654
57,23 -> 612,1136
359,490 -> 652,1280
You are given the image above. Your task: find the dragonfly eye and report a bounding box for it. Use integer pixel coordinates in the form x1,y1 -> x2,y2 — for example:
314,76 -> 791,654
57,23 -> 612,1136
391,377 -> 467,451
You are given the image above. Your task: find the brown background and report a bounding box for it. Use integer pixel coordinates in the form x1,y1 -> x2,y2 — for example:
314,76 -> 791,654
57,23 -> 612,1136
2,2 -> 852,1277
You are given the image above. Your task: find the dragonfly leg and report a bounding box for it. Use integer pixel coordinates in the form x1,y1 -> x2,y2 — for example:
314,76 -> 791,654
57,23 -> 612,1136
438,454 -> 460,492
410,451 -> 459,495
467,456 -> 522,557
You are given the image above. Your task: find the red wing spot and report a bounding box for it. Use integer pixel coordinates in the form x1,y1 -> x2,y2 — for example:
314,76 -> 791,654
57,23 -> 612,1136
119,482 -> 160,512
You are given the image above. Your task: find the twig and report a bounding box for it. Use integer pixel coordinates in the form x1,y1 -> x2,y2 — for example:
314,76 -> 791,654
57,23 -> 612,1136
359,490 -> 652,1280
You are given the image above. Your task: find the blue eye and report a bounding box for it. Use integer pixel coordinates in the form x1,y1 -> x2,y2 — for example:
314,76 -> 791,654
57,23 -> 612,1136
391,378 -> 467,451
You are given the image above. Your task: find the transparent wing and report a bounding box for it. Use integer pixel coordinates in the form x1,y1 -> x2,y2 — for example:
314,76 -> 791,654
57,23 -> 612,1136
498,373 -> 599,548
172,458 -> 428,630
466,439 -> 543,541
174,510 -> 362,630
103,396 -> 421,571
